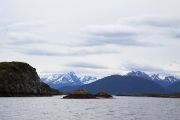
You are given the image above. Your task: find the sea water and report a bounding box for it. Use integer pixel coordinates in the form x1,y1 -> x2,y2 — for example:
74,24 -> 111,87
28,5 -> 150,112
0,96 -> 180,120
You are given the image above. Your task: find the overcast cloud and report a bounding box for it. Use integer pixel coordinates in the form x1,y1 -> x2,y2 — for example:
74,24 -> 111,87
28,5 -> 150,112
0,0 -> 180,77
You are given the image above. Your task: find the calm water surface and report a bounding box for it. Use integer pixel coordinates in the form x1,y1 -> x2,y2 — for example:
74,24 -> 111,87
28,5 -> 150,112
0,96 -> 180,120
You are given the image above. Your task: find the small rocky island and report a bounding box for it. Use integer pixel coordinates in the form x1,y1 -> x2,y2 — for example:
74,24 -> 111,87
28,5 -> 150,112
0,62 -> 61,97
95,92 -> 113,98
63,89 -> 112,99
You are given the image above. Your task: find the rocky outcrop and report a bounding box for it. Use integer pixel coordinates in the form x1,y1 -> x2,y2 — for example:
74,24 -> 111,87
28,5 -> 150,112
95,92 -> 112,98
0,62 -> 60,96
63,89 -> 112,99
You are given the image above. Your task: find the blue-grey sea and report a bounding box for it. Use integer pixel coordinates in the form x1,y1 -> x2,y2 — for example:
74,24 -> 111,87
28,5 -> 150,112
0,96 -> 180,120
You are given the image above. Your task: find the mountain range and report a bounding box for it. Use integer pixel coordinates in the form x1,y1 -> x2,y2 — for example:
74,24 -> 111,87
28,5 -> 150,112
59,75 -> 165,94
127,71 -> 180,87
1,61 -> 179,96
40,71 -> 180,95
41,71 -> 179,88
40,72 -> 97,89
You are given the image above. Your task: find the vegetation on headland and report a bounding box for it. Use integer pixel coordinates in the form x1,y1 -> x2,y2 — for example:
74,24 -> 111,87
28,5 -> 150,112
63,89 -> 112,99
0,62 -> 61,97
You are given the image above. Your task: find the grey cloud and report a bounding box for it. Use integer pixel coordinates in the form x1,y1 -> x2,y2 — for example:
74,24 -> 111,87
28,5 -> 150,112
77,17 -> 180,47
123,62 -> 165,73
127,17 -> 180,28
0,20 -> 46,31
78,24 -> 160,47
0,20 -> 47,45
83,36 -> 154,46
7,32 -> 46,45
169,31 -> 180,39
21,49 -> 62,56
19,48 -> 119,56
7,21 -> 46,30
66,62 -> 108,69
126,17 -> 180,40
86,29 -> 138,38
174,34 -> 180,39
122,62 -> 180,77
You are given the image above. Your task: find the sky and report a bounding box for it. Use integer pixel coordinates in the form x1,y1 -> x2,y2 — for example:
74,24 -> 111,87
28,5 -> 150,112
0,0 -> 180,77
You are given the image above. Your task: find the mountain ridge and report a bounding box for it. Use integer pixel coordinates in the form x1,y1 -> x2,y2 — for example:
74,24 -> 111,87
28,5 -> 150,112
40,72 -> 98,89
127,71 -> 180,87
41,71 -> 180,89
59,75 -> 165,94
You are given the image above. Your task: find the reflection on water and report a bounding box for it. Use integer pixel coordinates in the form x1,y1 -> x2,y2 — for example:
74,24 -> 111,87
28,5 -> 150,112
0,96 -> 180,120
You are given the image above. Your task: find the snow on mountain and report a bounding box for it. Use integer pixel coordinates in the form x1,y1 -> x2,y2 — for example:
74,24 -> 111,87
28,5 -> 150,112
164,76 -> 179,83
151,74 -> 161,81
40,72 -> 98,89
150,74 -> 171,87
40,71 -> 180,89
79,76 -> 97,84
127,71 -> 151,80
126,71 -> 180,87
40,72 -> 82,89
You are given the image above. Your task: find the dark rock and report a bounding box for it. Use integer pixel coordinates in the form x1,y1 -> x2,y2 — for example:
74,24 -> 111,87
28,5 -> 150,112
63,93 -> 96,99
63,89 -> 96,99
95,92 -> 112,98
63,89 -> 112,99
0,61 -> 61,97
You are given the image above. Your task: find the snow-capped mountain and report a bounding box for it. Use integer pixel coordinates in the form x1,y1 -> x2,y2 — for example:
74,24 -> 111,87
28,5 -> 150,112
40,72 -> 98,89
151,74 -> 161,81
40,72 -> 82,89
127,71 -> 152,80
164,76 -> 179,83
79,76 -> 97,84
150,74 -> 171,87
127,71 -> 180,87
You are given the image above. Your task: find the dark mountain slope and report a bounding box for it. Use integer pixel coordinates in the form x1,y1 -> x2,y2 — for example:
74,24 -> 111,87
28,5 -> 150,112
59,75 -> 165,95
167,81 -> 180,93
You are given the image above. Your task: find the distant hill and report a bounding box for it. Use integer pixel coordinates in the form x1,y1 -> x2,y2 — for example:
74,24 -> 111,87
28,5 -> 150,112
167,81 -> 180,93
0,62 -> 60,96
59,75 -> 165,95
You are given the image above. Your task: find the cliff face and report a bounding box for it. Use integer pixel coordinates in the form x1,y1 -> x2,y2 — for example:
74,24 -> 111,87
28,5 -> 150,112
0,62 -> 60,96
